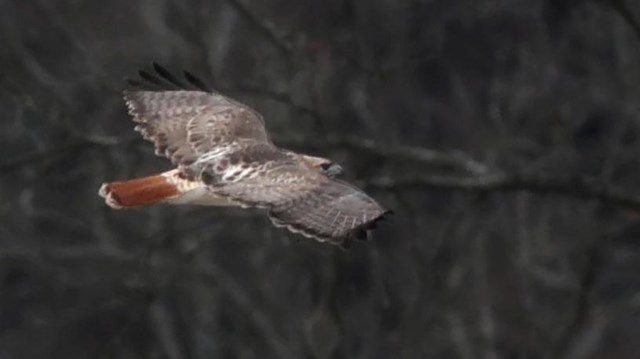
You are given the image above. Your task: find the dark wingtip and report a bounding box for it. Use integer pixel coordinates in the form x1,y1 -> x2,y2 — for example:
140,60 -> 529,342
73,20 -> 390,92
184,70 -> 212,92
125,63 -> 203,91
354,228 -> 370,241
152,62 -> 163,72
344,210 -> 392,244
124,78 -> 145,88
153,63 -> 187,88
374,210 -> 394,223
373,209 -> 393,224
138,70 -> 163,86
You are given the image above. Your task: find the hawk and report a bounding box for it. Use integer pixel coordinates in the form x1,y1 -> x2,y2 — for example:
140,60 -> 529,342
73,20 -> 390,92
99,64 -> 390,247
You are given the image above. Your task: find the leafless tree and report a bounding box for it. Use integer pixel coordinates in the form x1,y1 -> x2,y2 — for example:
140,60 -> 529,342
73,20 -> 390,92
1,0 -> 640,358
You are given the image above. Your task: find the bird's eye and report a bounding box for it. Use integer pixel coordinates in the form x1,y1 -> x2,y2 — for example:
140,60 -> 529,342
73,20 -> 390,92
321,162 -> 333,171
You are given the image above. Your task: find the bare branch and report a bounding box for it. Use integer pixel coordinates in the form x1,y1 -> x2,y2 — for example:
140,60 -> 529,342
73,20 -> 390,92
149,299 -> 186,359
276,135 -> 491,175
0,137 -> 136,173
447,311 -> 473,359
0,141 -> 91,172
1,245 -> 296,358
369,172 -> 640,212
194,260 -> 298,359
608,0 -> 640,42
230,85 -> 321,119
224,0 -> 294,59
222,0 -> 379,77
551,245 -> 603,359
228,85 -> 492,175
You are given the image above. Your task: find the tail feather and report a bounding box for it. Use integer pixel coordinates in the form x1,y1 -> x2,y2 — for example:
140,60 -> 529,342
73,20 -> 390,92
99,172 -> 180,209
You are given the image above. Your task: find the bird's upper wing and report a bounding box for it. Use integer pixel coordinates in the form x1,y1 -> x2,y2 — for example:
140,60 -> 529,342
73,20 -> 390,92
212,163 -> 390,246
123,64 -> 273,179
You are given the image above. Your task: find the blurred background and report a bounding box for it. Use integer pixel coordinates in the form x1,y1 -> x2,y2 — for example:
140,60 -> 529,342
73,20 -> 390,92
2,0 -> 640,358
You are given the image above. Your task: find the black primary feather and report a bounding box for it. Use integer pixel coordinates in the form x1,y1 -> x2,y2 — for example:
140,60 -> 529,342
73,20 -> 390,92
125,64 -> 212,93
152,62 -> 188,89
124,78 -> 146,88
137,69 -> 178,90
184,70 -> 212,92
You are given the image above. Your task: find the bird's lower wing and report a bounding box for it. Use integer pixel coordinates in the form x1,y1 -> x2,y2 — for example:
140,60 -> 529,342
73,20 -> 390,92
212,165 -> 389,245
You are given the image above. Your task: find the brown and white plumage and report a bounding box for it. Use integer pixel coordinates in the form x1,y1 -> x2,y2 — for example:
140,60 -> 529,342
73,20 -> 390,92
99,63 -> 390,246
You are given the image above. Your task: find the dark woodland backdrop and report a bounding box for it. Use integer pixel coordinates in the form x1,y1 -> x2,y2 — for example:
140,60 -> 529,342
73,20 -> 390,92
2,0 -> 640,358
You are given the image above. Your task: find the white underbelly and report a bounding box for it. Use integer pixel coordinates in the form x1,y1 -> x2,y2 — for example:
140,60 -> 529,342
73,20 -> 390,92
166,187 -> 238,206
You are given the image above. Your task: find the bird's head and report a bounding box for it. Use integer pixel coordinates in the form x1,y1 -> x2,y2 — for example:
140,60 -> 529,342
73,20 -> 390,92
319,161 -> 344,178
299,154 -> 344,178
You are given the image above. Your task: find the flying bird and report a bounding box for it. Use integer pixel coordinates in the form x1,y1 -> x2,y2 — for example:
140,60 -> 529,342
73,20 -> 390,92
99,63 -> 390,247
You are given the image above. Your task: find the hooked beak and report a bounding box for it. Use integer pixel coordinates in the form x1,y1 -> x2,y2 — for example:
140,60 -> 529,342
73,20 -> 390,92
322,163 -> 344,178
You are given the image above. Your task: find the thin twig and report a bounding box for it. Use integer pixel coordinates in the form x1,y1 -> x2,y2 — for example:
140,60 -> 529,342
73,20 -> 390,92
276,135 -> 491,175
0,246 -> 296,358
0,141 -> 90,171
227,86 -> 491,175
223,0 -> 377,77
195,260 -> 298,359
551,244 -> 602,359
230,85 -> 321,119
608,0 -> 640,41
369,173 -> 640,212
0,137 -> 137,172
224,0 -> 294,59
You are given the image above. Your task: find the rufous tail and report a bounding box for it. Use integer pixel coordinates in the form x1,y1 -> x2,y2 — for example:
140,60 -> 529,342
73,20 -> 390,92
99,172 -> 180,209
